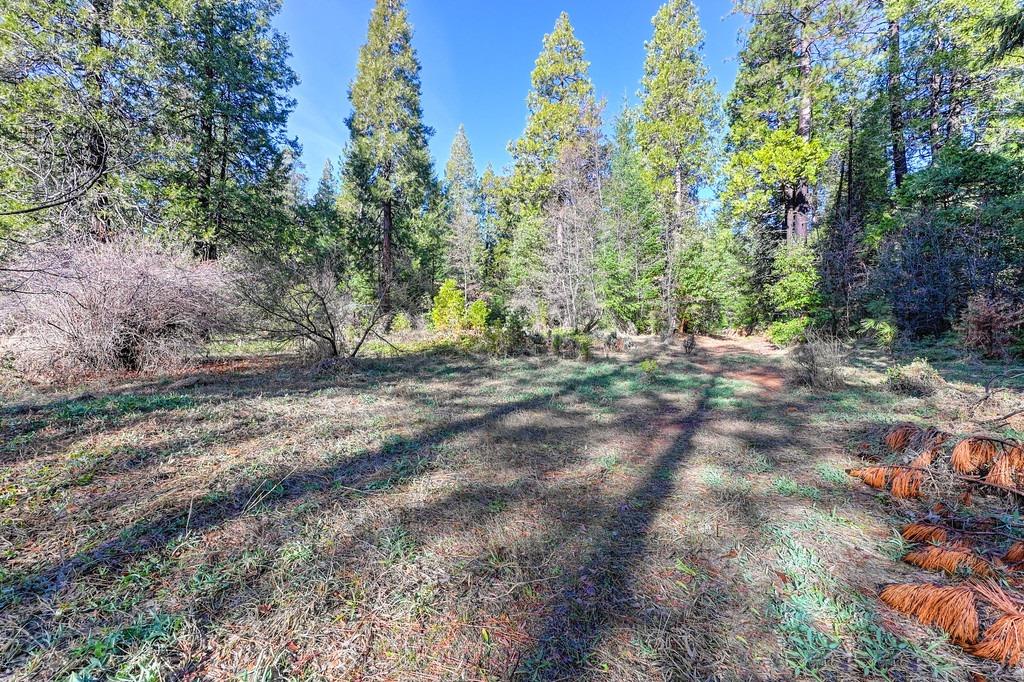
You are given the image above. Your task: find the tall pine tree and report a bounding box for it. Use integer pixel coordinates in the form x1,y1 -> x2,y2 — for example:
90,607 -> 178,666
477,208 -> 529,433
598,107 -> 665,333
506,12 -> 600,294
163,0 -> 298,258
443,125 -> 482,296
342,0 -> 434,308
637,0 -> 719,334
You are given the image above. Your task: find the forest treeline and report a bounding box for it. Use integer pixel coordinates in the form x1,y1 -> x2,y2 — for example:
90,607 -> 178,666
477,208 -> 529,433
2,0 -> 1024,374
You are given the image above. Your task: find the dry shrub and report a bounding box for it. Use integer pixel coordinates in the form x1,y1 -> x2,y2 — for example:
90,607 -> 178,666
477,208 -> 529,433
789,330 -> 846,389
885,423 -> 921,452
236,249 -> 366,359
0,237 -> 234,377
880,583 -> 980,645
951,438 -> 1000,474
901,523 -> 949,544
902,545 -> 992,577
885,357 -> 944,397
957,294 -> 1024,359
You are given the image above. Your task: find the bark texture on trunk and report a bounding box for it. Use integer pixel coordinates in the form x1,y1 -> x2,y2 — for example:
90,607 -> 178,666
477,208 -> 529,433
789,28 -> 812,243
86,0 -> 112,238
380,200 -> 394,309
887,18 -> 908,188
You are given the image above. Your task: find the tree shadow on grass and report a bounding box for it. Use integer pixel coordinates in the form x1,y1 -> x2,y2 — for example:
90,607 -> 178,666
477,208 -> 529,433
2,345 -> 921,680
1,361 -> 634,657
508,375 -> 716,680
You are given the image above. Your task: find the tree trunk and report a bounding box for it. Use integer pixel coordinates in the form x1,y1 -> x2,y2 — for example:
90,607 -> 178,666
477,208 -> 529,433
380,200 -> 394,309
662,216 -> 676,339
85,0 -> 112,239
673,165 -> 684,219
887,18 -> 908,188
928,36 -> 944,160
790,28 -> 812,243
784,184 -> 796,244
195,15 -> 216,260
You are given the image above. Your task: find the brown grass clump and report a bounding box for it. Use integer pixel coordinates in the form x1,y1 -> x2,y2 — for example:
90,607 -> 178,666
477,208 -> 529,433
951,438 -> 1000,475
985,447 -> 1024,489
903,545 -> 992,577
880,583 -> 980,645
848,466 -> 893,489
968,581 -> 1024,666
902,523 -> 949,544
886,424 -> 921,452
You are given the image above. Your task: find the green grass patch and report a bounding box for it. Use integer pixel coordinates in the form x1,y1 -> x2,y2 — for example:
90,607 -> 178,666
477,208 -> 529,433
772,476 -> 822,501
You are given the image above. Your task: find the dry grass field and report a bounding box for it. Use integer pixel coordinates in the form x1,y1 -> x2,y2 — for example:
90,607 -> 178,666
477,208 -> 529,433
2,336 -> 1022,680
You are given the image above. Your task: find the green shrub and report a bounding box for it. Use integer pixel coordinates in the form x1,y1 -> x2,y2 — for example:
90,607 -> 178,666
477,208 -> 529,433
465,299 -> 489,331
767,316 -> 810,346
430,279 -> 465,332
550,329 -> 593,360
769,244 -> 821,316
481,308 -> 534,357
885,357 -> 942,396
639,358 -> 659,381
858,318 -> 897,349
767,244 -> 820,346
390,311 -> 413,333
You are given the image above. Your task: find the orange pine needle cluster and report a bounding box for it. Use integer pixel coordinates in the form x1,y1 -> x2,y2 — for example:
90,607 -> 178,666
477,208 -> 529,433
848,466 -> 892,489
968,581 -> 1024,666
880,583 -> 980,644
903,545 -> 992,576
1005,542 -> 1024,565
885,424 -> 920,452
891,468 -> 923,499
986,447 -> 1024,489
969,615 -> 1024,666
901,523 -> 949,544
951,438 -> 999,474
890,450 -> 936,499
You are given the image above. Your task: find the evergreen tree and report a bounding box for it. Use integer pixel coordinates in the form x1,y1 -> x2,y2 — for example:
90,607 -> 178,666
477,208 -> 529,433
162,0 -> 298,258
443,124 -> 482,295
477,164 -> 508,291
638,0 -> 718,217
506,12 -> 600,295
0,0 -> 171,239
306,159 -> 341,246
342,0 -> 435,307
637,0 -> 719,334
598,108 -> 665,333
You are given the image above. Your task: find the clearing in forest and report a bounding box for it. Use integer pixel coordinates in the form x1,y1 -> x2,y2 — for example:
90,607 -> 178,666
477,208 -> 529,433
1,337 -> 1020,680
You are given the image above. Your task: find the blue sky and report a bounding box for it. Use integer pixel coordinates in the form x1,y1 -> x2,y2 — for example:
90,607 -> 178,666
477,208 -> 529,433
274,0 -> 744,188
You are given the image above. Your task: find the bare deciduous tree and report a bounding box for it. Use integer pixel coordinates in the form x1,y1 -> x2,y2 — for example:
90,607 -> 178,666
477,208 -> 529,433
541,133 -> 606,331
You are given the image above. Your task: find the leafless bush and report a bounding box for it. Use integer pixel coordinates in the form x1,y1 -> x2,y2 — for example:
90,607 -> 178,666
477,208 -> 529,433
0,237 -> 235,378
235,249 -> 383,359
790,330 -> 847,389
957,293 -> 1023,359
